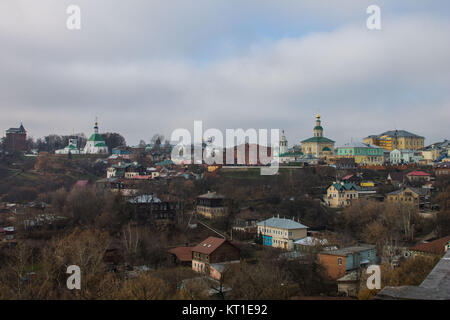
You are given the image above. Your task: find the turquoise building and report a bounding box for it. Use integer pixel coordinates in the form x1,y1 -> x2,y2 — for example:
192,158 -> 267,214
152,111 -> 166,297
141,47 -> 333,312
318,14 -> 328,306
337,142 -> 385,165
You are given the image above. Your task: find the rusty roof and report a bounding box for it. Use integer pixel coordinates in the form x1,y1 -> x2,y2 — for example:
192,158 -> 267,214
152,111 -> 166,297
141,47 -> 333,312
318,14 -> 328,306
192,236 -> 227,255
168,246 -> 194,262
409,235 -> 450,255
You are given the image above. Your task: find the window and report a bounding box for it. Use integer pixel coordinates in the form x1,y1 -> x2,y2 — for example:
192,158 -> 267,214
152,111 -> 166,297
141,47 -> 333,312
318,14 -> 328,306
338,258 -> 342,265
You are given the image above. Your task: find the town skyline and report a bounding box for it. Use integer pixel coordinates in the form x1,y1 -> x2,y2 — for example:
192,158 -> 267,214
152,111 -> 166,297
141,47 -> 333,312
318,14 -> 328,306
2,115 -> 443,149
1,0 -> 449,146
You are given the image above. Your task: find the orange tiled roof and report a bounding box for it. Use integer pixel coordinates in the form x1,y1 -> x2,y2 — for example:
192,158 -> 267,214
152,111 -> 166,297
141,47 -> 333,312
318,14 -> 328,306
409,235 -> 450,255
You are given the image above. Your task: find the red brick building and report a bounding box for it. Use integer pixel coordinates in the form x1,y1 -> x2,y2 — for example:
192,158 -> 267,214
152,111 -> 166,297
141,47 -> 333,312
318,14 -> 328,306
4,123 -> 27,153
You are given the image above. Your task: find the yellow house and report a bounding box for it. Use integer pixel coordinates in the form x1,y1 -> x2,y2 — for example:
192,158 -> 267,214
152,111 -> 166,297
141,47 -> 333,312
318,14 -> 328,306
325,182 -> 360,208
364,130 -> 424,151
386,187 -> 429,209
257,217 -> 308,250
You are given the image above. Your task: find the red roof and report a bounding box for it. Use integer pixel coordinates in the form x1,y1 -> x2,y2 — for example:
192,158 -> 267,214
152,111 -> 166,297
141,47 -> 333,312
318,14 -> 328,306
192,236 -> 226,255
342,174 -> 354,180
409,235 -> 450,255
132,175 -> 152,180
407,171 -> 431,177
168,246 -> 193,262
74,180 -> 89,188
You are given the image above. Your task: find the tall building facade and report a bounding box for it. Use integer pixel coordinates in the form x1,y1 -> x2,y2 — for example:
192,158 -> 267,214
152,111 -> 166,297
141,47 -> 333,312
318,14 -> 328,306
4,123 -> 27,153
364,130 -> 424,151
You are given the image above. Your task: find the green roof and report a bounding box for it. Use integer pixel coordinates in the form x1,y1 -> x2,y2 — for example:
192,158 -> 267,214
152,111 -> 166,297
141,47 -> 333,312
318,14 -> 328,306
322,147 -> 331,151
88,133 -> 104,142
280,152 -> 304,157
331,182 -> 360,191
95,142 -> 107,147
301,136 -> 335,143
156,159 -> 174,166
314,126 -> 323,130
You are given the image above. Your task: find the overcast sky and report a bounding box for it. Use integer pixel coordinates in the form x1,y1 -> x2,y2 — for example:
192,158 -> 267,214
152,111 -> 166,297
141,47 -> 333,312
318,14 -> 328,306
1,0 -> 449,147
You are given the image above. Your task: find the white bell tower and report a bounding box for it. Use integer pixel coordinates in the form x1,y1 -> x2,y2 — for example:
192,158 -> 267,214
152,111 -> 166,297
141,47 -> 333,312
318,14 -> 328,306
280,130 -> 288,155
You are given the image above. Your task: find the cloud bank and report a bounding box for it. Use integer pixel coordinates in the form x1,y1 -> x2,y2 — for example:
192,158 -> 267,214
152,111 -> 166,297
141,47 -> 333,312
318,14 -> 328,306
0,0 -> 449,146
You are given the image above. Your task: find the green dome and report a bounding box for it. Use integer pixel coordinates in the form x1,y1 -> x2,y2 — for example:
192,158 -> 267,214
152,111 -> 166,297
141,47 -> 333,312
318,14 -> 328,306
88,133 -> 104,141
322,146 -> 331,151
301,136 -> 335,143
314,126 -> 323,131
95,142 -> 107,147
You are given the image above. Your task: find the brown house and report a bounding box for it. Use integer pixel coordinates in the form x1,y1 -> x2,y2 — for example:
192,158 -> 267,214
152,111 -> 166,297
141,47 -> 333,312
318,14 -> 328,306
408,235 -> 450,257
386,187 -> 431,210
168,246 -> 194,266
191,237 -> 240,275
196,191 -> 227,219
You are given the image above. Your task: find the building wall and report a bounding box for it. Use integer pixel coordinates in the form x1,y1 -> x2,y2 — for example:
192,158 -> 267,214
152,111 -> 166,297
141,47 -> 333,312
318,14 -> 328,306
407,175 -> 431,182
210,242 -> 240,263
421,149 -> 441,161
196,205 -> 226,219
5,132 -> 27,152
302,142 -> 334,157
318,253 -> 347,280
387,189 -> 421,208
257,225 -> 307,250
192,260 -> 207,273
364,136 -> 424,151
318,249 -> 377,280
191,242 -> 239,275
338,281 -> 359,297
326,186 -> 358,208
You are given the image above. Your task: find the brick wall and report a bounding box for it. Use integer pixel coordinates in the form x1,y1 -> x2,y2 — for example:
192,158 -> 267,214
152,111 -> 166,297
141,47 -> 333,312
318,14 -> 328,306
318,253 -> 347,280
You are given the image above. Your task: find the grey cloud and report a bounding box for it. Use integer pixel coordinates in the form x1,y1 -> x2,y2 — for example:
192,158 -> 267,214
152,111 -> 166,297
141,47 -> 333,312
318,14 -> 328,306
0,1 -> 449,146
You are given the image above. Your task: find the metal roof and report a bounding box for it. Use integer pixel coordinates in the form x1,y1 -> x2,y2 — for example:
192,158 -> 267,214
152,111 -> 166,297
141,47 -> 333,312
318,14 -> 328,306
365,130 -> 424,139
320,244 -> 375,256
192,237 -> 228,254
376,250 -> 450,300
339,142 -> 383,149
197,191 -> 225,199
257,217 -> 308,230
301,136 -> 335,143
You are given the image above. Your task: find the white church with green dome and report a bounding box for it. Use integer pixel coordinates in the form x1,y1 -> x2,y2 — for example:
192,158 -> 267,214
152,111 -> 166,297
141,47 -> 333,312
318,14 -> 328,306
55,137 -> 81,155
83,120 -> 109,154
